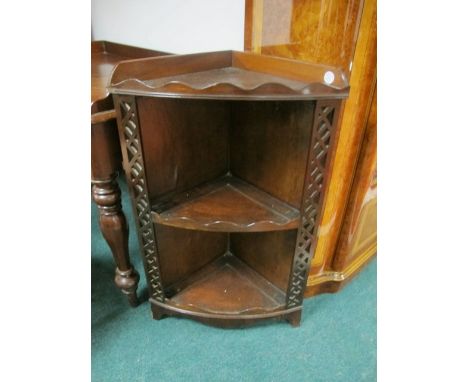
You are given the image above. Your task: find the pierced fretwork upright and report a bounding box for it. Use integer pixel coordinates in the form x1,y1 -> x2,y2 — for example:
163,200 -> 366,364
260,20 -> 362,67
286,100 -> 341,308
113,95 -> 165,303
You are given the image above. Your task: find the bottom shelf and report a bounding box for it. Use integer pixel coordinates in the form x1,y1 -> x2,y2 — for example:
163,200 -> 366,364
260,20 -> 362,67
164,253 -> 286,315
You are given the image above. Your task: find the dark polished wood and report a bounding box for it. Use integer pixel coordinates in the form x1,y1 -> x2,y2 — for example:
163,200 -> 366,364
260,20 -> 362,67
155,225 -> 226,288
109,50 -> 349,100
150,302 -> 302,329
152,175 -> 300,232
111,51 -> 347,327
92,41 -> 170,108
167,253 -> 285,313
91,175 -> 139,306
230,100 -> 315,207
137,97 -> 229,198
231,230 -> 297,292
91,41 -> 168,306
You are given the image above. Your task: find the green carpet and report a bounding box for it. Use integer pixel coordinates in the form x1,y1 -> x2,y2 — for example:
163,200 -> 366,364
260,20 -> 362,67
92,175 -> 376,382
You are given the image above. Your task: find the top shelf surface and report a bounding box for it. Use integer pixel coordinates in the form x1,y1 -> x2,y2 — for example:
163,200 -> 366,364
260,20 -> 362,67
109,50 -> 350,100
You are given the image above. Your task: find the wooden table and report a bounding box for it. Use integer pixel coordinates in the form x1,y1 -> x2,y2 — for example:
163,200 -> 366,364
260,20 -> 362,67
91,41 -> 168,306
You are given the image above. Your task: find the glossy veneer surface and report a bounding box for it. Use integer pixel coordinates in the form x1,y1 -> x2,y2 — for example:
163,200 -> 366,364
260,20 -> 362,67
311,0 -> 376,278
333,87 -> 377,271
245,0 -> 377,294
244,0 -> 364,74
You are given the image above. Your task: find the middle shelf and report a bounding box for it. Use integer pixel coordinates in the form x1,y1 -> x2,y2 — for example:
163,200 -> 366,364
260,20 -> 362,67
151,174 -> 300,232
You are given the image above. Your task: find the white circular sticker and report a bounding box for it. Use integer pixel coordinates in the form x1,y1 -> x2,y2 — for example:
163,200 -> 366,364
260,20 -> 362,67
324,71 -> 335,85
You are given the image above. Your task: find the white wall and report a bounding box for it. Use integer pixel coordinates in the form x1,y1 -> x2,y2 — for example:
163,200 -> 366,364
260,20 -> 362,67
91,0 -> 245,54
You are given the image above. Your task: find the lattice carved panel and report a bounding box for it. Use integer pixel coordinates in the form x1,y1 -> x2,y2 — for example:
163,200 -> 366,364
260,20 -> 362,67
286,101 -> 339,308
114,95 -> 165,302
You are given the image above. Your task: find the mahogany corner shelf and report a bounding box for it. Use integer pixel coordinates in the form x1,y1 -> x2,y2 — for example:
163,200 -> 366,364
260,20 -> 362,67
151,174 -> 300,232
110,50 -> 349,327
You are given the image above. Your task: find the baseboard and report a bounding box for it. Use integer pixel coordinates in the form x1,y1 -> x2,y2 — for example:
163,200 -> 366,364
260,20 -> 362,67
304,242 -> 376,297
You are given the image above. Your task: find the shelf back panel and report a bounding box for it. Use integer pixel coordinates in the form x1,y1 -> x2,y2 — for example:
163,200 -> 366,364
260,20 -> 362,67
136,97 -> 230,201
155,225 -> 228,288
230,101 -> 315,209
230,230 -> 297,293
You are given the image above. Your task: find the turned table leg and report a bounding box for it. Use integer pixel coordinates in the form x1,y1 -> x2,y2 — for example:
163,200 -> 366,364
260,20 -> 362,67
92,176 -> 140,306
92,118 -> 139,307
